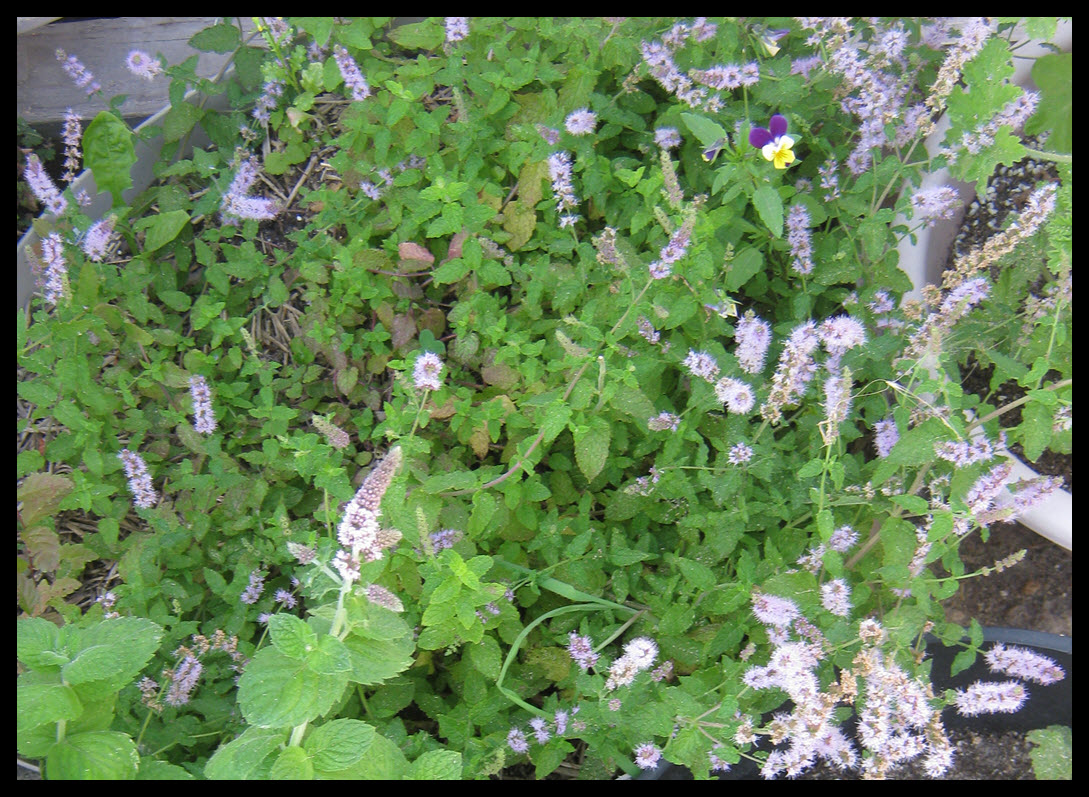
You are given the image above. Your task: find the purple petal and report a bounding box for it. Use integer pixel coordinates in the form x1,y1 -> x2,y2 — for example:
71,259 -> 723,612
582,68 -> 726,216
769,114 -> 788,138
749,127 -> 772,149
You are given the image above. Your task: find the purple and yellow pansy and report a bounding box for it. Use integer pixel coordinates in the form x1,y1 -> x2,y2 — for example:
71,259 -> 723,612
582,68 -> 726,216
749,114 -> 797,170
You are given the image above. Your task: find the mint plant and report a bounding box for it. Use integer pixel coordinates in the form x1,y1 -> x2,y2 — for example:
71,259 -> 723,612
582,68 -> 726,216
18,17 -> 1070,780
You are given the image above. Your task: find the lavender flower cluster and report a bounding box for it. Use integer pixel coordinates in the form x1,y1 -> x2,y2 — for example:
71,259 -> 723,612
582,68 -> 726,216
221,155 -> 279,223
332,447 -> 404,583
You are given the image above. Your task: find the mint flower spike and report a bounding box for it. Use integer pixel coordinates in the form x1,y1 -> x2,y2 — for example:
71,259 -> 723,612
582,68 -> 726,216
749,114 -> 797,169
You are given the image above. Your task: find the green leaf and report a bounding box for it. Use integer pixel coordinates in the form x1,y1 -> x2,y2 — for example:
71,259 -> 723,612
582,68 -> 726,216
270,746 -> 314,780
349,732 -> 408,780
133,210 -> 190,252
858,215 -> 890,261
16,680 -> 82,735
890,494 -> 930,515
614,166 -> 645,187
17,617 -> 64,669
190,296 -> 226,331
65,617 -> 164,692
163,102 -> 203,143
386,20 -> 444,51
267,614 -> 319,660
189,23 -> 240,53
342,621 -> 414,686
539,401 -> 572,444
295,17 -> 335,46
157,290 -> 192,312
1026,725 -> 1072,780
407,749 -> 463,780
46,731 -> 139,780
336,366 -> 359,396
680,113 -> 729,148
1025,53 -> 1072,153
467,635 -> 502,680
1019,400 -> 1053,463
752,185 -> 783,238
432,258 -> 469,285
725,248 -> 763,291
305,719 -> 375,774
237,647 -> 345,728
205,728 -> 285,779
574,417 -> 610,483
673,556 -> 715,591
82,112 -> 135,207
233,45 -> 265,89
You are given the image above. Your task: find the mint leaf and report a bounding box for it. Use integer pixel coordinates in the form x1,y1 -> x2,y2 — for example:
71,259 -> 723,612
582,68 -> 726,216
82,112 -> 135,207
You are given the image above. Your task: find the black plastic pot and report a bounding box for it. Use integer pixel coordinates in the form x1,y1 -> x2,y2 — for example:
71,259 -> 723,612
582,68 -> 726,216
639,627 -> 1071,780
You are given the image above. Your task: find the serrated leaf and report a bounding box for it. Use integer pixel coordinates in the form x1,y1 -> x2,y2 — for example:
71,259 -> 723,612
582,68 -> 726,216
342,627 -> 414,686
66,617 -> 164,692
134,210 -> 190,252
386,20 -> 444,51
305,718 -> 375,773
46,731 -> 139,780
467,635 -> 502,680
270,746 -> 313,780
574,417 -> 610,483
432,258 -> 469,285
680,113 -> 729,148
18,472 -> 74,528
189,23 -> 240,53
204,728 -> 285,780
539,401 -> 572,444
673,557 -> 715,591
1026,725 -> 1072,780
407,749 -> 463,780
725,248 -> 763,290
501,200 -> 536,251
336,366 -> 359,396
609,386 -> 655,420
82,112 -> 135,207
1019,400 -> 1053,463
162,102 -> 203,143
237,647 -> 342,728
1025,53 -> 1072,153
158,290 -> 192,312
267,614 -> 318,660
190,296 -> 226,331
752,185 -> 783,238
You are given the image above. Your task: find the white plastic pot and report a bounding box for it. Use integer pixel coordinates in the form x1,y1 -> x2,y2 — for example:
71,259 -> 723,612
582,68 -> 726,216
894,20 -> 1072,551
17,88 -> 233,311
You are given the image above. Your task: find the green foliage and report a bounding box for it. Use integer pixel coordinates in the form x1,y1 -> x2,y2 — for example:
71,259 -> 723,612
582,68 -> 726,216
1026,725 -> 1072,780
17,16 -> 1071,781
1025,53 -> 1073,153
82,112 -> 136,206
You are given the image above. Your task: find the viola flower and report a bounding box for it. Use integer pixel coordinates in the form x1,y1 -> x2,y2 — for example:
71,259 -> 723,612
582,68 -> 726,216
749,114 -> 797,169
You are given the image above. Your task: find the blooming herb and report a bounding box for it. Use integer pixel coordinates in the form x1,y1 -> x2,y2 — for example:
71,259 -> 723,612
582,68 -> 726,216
16,17 -> 1071,783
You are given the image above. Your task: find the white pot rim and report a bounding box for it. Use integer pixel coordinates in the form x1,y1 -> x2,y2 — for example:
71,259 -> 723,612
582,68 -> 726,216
894,20 -> 1072,550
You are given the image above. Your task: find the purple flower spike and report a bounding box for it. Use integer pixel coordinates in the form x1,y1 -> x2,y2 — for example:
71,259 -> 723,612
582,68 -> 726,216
749,114 -> 789,149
